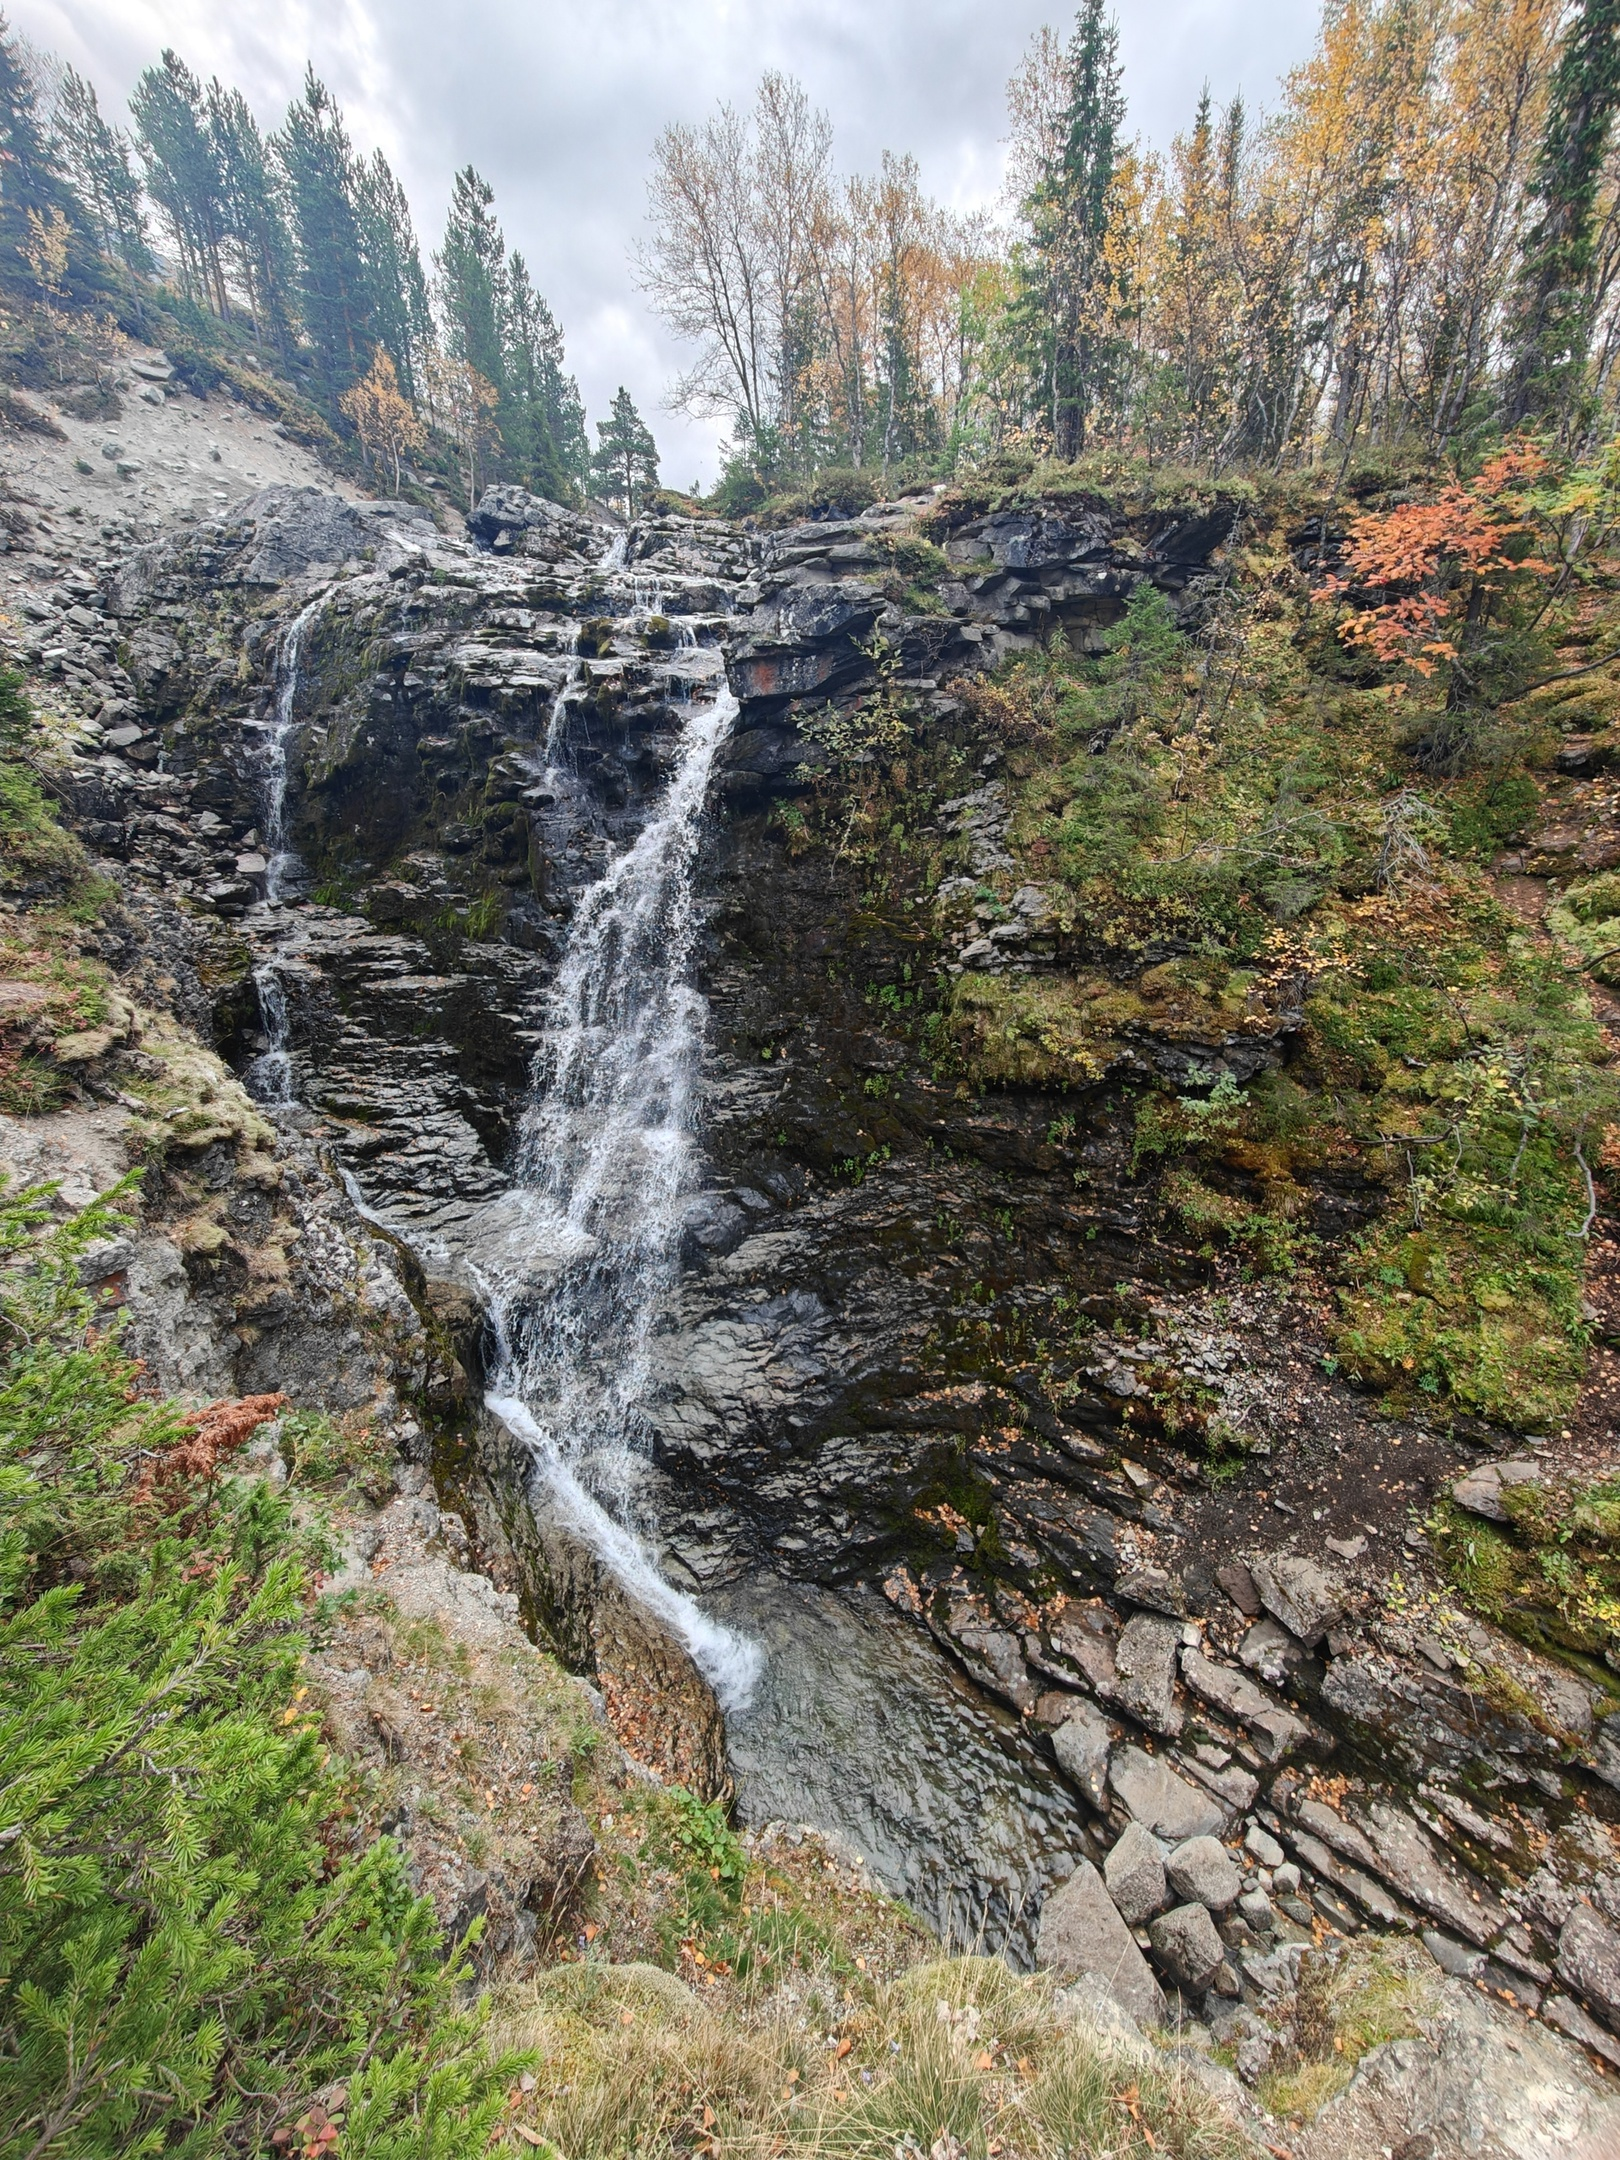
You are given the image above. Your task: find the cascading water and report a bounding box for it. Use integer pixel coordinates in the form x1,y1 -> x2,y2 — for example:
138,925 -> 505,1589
247,596 -> 323,1106
483,681 -> 762,1711
543,630 -> 582,766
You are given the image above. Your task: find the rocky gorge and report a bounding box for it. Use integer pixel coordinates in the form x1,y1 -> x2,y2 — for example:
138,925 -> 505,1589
6,369 -> 1620,2151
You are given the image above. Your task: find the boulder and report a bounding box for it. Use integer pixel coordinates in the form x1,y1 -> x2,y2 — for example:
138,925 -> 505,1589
1149,1902 -> 1226,1991
1051,1697 -> 1113,1811
1248,1552 -> 1347,1647
1110,1614 -> 1184,1735
1165,1834 -> 1241,1913
1036,1860 -> 1166,2028
1103,1821 -> 1169,1925
1109,1746 -> 1225,1841
1558,1903 -> 1620,2030
1239,1616 -> 1310,1688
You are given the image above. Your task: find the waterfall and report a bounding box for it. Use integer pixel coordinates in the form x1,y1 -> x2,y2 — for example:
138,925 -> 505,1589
263,597 -> 322,905
483,681 -> 762,1711
247,595 -> 322,1106
543,629 -> 582,765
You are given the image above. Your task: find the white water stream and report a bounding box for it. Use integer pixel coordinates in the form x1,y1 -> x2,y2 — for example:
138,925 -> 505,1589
484,681 -> 762,1710
248,596 -> 323,1105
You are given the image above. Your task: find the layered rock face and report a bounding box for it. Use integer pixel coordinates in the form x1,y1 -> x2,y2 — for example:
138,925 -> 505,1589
58,479 -> 1620,2047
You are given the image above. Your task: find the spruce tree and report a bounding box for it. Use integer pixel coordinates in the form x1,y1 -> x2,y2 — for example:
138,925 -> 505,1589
275,67 -> 370,409
1504,0 -> 1620,430
1023,0 -> 1126,457
131,50 -> 228,314
592,385 -> 659,515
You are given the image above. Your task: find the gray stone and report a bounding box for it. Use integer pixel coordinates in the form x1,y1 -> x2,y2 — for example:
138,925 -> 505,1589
1109,1746 -> 1225,1841
1542,1992 -> 1620,2073
1050,1697 -> 1113,1811
1149,1902 -> 1226,1991
1165,1834 -> 1242,1913
1248,1552 -> 1347,1647
1450,1458 -> 1541,1524
1558,1902 -> 1620,2026
1295,1974 -> 1620,2160
1180,1645 -> 1310,1761
1238,1615 -> 1308,1687
1036,1859 -> 1166,2029
1104,1821 -> 1168,1925
1272,1862 -> 1301,1895
1110,1613 -> 1184,1735
1423,1929 -> 1485,1980
1244,1823 -> 1285,1869
1237,1889 -> 1273,1932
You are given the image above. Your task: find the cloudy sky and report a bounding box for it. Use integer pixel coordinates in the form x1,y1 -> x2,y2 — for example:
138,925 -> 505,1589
10,0 -> 1324,484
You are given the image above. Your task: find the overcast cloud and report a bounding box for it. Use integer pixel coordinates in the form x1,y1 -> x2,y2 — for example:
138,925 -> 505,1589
8,0 -> 1324,484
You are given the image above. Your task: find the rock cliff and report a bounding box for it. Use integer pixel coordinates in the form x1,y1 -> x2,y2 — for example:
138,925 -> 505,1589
12,467 -> 1620,2109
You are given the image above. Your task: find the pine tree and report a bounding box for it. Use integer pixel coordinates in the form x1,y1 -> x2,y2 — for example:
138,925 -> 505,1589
131,49 -> 228,314
502,250 -> 567,498
1024,0 -> 1126,457
0,19 -> 98,303
52,67 -> 150,286
1504,0 -> 1620,429
356,148 -> 433,402
275,67 -> 370,410
592,385 -> 660,515
206,82 -> 293,358
436,166 -> 507,392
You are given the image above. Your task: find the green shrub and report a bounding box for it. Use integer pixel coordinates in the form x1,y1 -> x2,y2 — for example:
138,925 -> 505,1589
0,1174 -> 527,2156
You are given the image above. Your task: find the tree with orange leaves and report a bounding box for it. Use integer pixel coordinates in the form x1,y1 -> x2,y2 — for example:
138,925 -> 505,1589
1313,448 -> 1558,710
339,348 -> 425,496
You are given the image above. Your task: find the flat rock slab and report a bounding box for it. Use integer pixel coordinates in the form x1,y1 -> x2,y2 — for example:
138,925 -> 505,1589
1036,1859 -> 1166,2029
1249,1551 -> 1347,1647
1296,1973 -> 1620,2160
1110,1745 -> 1226,1840
1051,1697 -> 1113,1811
1111,1614 -> 1184,1736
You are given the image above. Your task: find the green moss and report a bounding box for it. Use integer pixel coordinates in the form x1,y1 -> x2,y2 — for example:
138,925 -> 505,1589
1433,1477 -> 1620,1668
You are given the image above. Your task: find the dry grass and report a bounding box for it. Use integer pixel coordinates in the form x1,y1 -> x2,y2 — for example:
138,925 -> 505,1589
491,1953 -> 1254,2160
1258,1937 -> 1437,2124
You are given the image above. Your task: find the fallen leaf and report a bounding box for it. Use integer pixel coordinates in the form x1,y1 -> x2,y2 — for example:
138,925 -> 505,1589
834,2038 -> 852,2060
583,1923 -> 599,1942
620,2010 -> 635,2026
973,2051 -> 994,2072
513,2128 -> 547,2148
